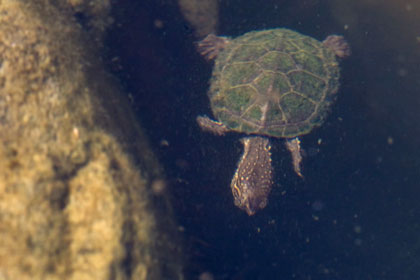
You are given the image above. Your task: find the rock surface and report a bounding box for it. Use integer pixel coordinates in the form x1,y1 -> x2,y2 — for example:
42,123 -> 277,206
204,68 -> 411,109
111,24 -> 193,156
0,1 -> 182,279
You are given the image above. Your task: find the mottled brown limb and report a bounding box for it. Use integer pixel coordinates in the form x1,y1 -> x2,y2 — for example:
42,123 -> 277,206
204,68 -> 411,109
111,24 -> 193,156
196,115 -> 229,136
285,137 -> 303,178
231,137 -> 273,216
196,34 -> 230,60
323,35 -> 351,58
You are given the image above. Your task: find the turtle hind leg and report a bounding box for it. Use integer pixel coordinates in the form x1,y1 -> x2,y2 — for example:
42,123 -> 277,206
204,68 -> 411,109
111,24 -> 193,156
197,115 -> 229,136
196,34 -> 230,60
285,137 -> 304,178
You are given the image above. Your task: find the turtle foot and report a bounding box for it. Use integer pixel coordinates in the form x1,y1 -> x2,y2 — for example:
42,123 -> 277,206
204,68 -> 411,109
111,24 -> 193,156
285,137 -> 304,178
197,115 -> 229,135
323,35 -> 351,58
196,34 -> 230,60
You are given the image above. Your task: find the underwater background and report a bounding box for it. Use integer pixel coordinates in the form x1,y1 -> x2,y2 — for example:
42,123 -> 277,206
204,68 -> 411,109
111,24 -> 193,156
106,0 -> 420,279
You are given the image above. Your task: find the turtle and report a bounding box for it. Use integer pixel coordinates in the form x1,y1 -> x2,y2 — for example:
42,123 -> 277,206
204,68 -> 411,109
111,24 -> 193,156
196,28 -> 350,215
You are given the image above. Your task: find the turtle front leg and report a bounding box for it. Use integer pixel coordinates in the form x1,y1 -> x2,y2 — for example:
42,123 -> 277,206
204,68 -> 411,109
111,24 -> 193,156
231,136 -> 273,216
285,137 -> 303,178
196,34 -> 230,60
196,115 -> 229,136
322,35 -> 351,58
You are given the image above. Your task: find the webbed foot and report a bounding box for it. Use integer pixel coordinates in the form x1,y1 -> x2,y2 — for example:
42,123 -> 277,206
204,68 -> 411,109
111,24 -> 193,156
196,34 -> 230,60
323,35 -> 351,58
196,115 -> 229,136
285,137 -> 303,178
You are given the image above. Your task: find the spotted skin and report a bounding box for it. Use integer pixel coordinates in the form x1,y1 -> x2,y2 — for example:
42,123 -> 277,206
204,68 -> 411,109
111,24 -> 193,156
231,137 -> 273,215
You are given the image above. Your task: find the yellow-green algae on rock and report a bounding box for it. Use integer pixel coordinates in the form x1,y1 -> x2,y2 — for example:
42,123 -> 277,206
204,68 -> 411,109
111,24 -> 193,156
0,1 -> 182,280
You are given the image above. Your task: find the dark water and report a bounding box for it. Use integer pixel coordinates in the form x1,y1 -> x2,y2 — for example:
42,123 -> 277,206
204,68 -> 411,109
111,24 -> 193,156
106,1 -> 420,279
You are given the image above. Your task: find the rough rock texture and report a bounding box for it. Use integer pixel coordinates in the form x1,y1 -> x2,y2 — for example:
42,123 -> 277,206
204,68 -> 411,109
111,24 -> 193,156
67,0 -> 113,44
0,1 -> 182,280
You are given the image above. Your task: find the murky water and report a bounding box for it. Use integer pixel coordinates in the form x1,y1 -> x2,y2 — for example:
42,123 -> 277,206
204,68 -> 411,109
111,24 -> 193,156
106,1 -> 420,279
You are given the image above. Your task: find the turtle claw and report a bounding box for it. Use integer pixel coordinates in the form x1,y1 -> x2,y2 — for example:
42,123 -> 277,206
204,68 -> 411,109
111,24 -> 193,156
323,35 -> 351,58
196,34 -> 230,60
197,115 -> 229,136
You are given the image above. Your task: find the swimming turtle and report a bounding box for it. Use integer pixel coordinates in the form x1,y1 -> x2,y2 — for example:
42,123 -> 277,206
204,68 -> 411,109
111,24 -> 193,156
196,28 -> 350,215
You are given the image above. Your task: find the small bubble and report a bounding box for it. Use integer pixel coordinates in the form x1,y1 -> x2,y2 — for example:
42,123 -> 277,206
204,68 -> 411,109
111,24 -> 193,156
154,19 -> 164,29
199,272 -> 214,280
151,179 -> 167,195
159,139 -> 169,147
397,68 -> 407,77
177,226 -> 185,232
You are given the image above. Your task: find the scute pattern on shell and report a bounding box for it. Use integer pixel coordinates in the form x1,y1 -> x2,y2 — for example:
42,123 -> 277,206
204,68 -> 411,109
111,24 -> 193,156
208,28 -> 341,138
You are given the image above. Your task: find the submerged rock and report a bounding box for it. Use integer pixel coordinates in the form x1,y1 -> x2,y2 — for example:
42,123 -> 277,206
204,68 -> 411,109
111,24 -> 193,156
0,1 -> 182,279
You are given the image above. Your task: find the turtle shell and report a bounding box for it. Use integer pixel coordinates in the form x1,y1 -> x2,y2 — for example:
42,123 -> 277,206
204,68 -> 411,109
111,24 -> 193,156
208,28 -> 341,138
